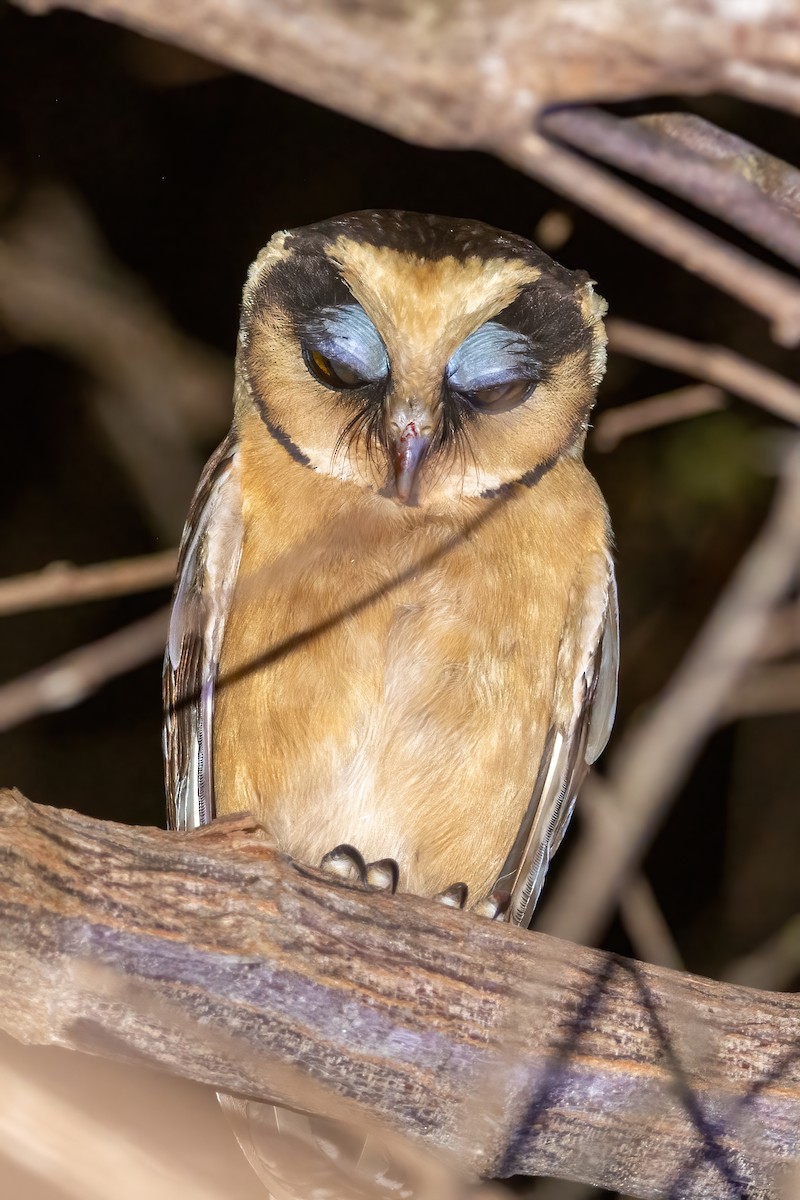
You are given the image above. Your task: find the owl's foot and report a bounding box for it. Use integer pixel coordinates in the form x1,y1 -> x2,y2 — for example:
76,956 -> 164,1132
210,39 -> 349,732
434,882 -> 468,908
433,883 -> 510,920
474,889 -> 511,921
319,844 -> 399,893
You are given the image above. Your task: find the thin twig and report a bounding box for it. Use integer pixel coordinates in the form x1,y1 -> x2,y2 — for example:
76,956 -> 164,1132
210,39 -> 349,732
537,441 -> 800,946
593,384 -> 726,452
723,914 -> 800,992
607,319 -> 800,425
0,550 -> 177,617
0,607 -> 169,732
540,108 -> 800,267
500,132 -> 800,347
619,875 -> 685,973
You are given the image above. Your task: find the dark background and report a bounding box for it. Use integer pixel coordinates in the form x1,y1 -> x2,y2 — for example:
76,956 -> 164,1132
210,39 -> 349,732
1,0 -> 798,1137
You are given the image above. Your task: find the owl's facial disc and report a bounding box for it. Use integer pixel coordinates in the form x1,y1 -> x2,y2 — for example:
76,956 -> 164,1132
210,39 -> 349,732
244,215 -> 606,504
300,305 -> 544,504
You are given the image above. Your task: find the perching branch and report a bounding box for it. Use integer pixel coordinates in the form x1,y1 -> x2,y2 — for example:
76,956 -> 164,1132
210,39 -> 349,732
0,789 -> 798,1200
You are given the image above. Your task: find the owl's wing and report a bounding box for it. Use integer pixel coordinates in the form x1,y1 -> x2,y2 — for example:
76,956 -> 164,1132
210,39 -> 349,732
163,431 -> 243,831
496,556 -> 619,927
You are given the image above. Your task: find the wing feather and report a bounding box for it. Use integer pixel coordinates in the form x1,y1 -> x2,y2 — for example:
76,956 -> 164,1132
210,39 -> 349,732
496,555 -> 619,927
163,432 -> 242,831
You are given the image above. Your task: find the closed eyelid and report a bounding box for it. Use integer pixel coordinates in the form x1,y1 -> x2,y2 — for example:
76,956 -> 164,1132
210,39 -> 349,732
447,321 -> 536,392
305,304 -> 389,380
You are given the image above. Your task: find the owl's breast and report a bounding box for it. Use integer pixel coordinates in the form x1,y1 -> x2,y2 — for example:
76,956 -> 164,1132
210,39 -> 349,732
213,464 -> 598,899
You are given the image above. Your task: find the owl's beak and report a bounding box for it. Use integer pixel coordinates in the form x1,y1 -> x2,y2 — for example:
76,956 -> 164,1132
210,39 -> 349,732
392,419 -> 431,503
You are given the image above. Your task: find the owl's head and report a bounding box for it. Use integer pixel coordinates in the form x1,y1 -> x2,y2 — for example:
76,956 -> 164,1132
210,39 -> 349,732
237,211 -> 607,505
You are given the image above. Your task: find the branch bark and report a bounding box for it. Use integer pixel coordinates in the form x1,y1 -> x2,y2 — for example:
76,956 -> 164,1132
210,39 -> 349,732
0,789 -> 798,1199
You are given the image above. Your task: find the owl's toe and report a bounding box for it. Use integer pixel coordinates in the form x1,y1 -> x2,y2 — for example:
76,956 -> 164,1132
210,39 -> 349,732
365,858 -> 399,893
320,844 -> 368,886
473,889 -> 511,920
434,882 -> 468,909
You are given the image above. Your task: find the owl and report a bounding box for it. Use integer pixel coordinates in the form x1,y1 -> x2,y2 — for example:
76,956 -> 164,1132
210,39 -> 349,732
163,210 -> 618,1197
163,210 -> 617,931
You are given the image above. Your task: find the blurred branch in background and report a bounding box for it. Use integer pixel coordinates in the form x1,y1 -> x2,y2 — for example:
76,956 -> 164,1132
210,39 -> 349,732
593,385 -> 727,453
606,320 -> 800,425
537,441 -> 800,946
724,915 -> 800,993
538,110 -> 800,268
0,549 -> 176,617
11,0 -> 800,342
1,790 -> 799,1200
0,187 -> 230,538
0,1032 -> 266,1200
0,607 -> 169,732
0,1032 -> 506,1200
501,130 -> 800,345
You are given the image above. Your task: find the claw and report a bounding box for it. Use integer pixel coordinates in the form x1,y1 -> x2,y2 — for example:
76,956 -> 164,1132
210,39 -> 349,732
434,882 -> 468,909
320,844 -> 368,885
366,858 -> 399,893
474,889 -> 510,921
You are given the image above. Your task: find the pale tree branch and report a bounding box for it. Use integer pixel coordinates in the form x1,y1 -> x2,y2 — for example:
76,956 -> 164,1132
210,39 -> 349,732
723,915 -> 800,993
13,0 -> 800,138
722,661 -> 800,720
0,607 -> 169,732
606,320 -> 800,425
593,384 -> 727,452
631,114 -> 800,223
0,550 -> 177,618
0,790 -> 798,1200
500,134 -> 800,347
0,1032 -> 267,1200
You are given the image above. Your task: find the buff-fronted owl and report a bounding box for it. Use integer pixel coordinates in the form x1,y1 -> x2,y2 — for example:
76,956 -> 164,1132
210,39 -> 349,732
163,209 -> 618,1199
164,210 -> 617,934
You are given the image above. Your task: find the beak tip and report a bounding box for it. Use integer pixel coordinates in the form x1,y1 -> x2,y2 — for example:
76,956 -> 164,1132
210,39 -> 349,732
392,420 -> 430,503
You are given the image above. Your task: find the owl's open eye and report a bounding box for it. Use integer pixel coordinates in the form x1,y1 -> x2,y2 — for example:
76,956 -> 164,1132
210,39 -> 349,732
304,347 -> 367,390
